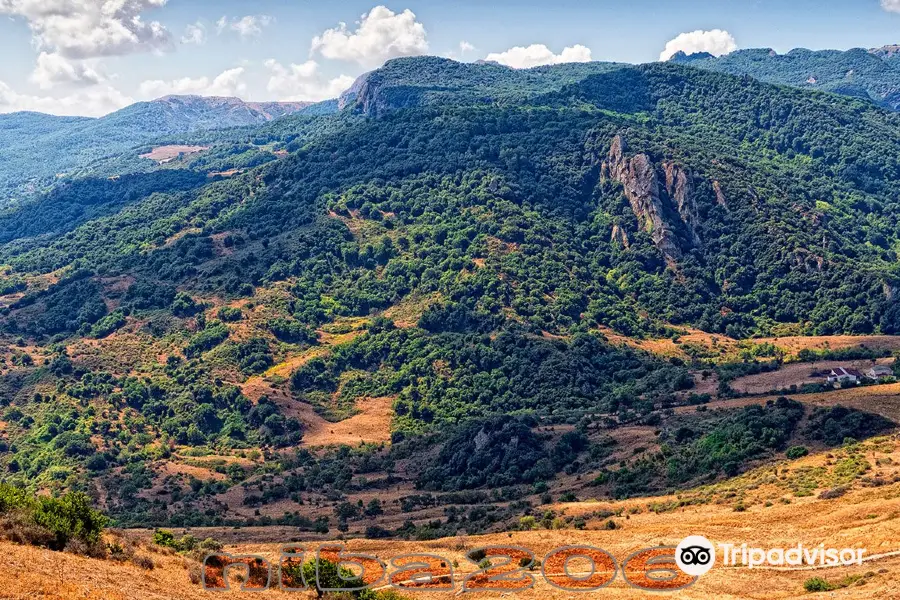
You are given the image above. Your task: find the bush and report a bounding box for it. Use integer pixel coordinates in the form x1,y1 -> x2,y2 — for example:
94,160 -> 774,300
818,486 -> 848,500
185,322 -> 229,357
153,529 -> 176,548
786,446 -> 809,460
0,485 -> 107,552
364,525 -> 391,539
269,318 -> 316,344
280,559 -> 366,598
217,307 -> 243,322
132,554 -> 155,570
31,493 -> 107,550
153,529 -> 216,553
172,293 -> 201,317
804,577 -> 836,592
0,484 -> 29,513
90,311 -> 126,338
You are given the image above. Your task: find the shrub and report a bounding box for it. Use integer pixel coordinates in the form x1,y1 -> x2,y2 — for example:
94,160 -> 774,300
217,307 -> 243,322
132,554 -> 155,570
364,525 -> 391,539
153,529 -> 177,548
818,486 -> 848,500
282,559 -> 366,598
153,529 -> 216,553
468,549 -> 487,562
236,338 -> 273,374
269,318 -> 316,344
786,446 -> 809,460
31,493 -> 107,550
184,322 -> 229,357
804,577 -> 836,592
0,485 -> 107,552
90,311 -> 126,338
0,484 -> 29,513
172,293 -> 201,317
107,539 -> 135,562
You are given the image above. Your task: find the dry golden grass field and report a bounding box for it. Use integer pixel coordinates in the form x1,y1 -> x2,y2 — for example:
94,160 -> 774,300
599,329 -> 900,364
5,434 -> 900,599
728,358 -> 895,395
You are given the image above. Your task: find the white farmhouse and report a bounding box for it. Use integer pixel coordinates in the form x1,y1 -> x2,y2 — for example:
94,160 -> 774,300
826,367 -> 863,385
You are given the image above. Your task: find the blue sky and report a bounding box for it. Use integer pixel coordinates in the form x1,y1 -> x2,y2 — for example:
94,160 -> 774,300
1,0 -> 899,116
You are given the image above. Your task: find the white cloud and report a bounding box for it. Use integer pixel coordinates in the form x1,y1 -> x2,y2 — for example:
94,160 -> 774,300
138,67 -> 247,99
0,79 -> 132,116
264,59 -> 354,102
0,0 -> 171,59
484,44 -> 592,69
181,21 -> 205,45
659,29 -> 737,61
30,51 -> 103,88
216,14 -> 274,39
882,0 -> 900,13
459,40 -> 475,54
311,5 -> 428,67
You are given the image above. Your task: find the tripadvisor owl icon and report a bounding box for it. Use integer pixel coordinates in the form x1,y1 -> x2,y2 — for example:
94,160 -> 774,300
676,536 -> 716,577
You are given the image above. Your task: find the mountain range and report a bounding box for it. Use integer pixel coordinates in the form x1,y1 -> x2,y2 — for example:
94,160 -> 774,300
0,48 -> 898,536
672,45 -> 900,110
0,96 -> 314,202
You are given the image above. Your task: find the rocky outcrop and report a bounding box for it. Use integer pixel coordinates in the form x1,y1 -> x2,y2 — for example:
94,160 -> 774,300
663,161 -> 701,246
611,224 -> 630,248
713,181 -> 727,207
602,135 -> 701,263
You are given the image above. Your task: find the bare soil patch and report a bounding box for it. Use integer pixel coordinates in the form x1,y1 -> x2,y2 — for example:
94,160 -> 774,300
675,382 -> 900,424
730,358 -> 895,395
140,145 -> 209,164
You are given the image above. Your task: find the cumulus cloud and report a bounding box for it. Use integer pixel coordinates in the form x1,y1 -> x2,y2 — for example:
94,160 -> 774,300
484,44 -> 592,69
216,14 -> 274,39
659,29 -> 737,61
459,40 -> 476,54
0,0 -> 171,59
311,5 -> 428,66
264,59 -> 354,102
138,67 -> 247,99
0,79 -> 132,116
30,51 -> 103,88
181,21 -> 205,45
882,0 -> 900,13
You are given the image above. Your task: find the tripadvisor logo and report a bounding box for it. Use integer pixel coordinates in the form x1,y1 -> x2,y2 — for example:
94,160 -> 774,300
675,536 -> 716,577
674,536 -> 867,574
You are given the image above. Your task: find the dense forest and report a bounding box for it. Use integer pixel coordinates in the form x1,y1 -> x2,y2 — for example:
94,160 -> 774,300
0,56 -> 898,528
674,46 -> 900,111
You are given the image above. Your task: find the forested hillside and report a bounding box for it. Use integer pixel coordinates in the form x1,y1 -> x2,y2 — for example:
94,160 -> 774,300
0,95 -> 313,202
673,46 -> 900,110
0,57 -> 899,527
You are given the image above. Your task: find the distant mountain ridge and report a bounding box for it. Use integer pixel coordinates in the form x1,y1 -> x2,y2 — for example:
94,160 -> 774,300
671,46 -> 900,111
116,95 -> 313,129
0,95 -> 313,203
338,55 -> 626,116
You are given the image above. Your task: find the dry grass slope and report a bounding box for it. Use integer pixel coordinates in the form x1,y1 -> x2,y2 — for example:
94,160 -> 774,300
6,439 -> 899,599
